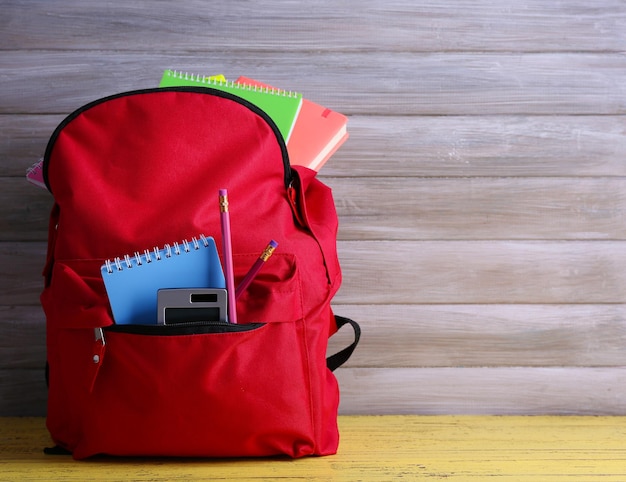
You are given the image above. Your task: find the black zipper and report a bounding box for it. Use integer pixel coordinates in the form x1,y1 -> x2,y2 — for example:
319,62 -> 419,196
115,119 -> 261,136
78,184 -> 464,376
42,87 -> 293,193
105,321 -> 265,336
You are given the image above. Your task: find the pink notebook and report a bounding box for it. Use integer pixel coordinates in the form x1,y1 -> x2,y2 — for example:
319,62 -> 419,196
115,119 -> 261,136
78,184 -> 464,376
26,158 -> 46,189
236,76 -> 348,171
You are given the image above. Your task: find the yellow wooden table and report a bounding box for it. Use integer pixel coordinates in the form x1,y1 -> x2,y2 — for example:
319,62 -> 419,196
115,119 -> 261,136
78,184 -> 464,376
1,416 -> 625,481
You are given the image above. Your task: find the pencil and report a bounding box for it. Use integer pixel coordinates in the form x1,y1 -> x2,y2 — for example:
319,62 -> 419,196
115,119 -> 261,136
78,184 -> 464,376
219,189 -> 237,324
235,240 -> 278,299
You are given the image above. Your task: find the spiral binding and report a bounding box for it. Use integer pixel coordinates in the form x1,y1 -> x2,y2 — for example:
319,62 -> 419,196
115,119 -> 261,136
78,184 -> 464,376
103,234 -> 210,274
166,69 -> 299,98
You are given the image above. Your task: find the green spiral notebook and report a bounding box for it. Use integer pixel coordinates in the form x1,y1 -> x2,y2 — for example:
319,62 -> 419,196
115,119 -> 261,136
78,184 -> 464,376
159,69 -> 302,142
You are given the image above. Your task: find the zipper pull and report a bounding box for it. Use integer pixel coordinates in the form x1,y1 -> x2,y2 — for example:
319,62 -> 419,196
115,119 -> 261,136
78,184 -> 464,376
87,328 -> 106,393
287,182 -> 307,228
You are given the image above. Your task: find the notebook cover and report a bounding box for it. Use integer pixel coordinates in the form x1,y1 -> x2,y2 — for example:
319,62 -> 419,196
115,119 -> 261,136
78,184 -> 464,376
160,70 -> 302,142
26,158 -> 46,188
236,76 -> 348,171
286,100 -> 349,171
101,236 -> 225,325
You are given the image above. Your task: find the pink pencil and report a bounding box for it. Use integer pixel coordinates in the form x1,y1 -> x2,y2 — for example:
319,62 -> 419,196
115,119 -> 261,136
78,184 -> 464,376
235,240 -> 278,299
219,189 -> 237,324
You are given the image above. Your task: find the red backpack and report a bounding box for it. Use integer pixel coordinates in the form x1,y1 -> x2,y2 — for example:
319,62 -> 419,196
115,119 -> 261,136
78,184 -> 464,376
40,87 -> 359,459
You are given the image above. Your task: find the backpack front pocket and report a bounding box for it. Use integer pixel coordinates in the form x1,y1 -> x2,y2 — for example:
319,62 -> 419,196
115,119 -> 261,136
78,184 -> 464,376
73,320 -> 316,459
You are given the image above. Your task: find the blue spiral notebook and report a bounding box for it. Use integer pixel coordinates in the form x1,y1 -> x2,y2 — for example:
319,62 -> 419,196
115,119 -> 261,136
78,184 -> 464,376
101,235 -> 225,325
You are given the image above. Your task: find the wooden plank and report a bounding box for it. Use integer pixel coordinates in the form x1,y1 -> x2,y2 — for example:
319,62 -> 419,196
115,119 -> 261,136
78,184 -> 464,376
0,115 -> 63,176
0,306 -> 46,370
322,115 -> 626,178
1,416 -> 626,480
2,0 -> 624,53
5,303 -> 625,370
336,240 -> 626,304
5,176 -> 626,242
1,52 -> 625,115
0,179 -> 52,242
0,370 -> 47,416
0,242 -> 47,306
326,177 -> 626,241
2,0 -> 625,424
5,367 -> 626,417
3,114 -> 626,178
336,367 -> 626,415
5,240 -> 626,305
328,304 -> 626,368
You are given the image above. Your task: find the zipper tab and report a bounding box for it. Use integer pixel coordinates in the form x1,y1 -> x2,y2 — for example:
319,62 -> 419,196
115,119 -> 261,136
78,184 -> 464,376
88,328 -> 107,393
287,182 -> 306,228
94,327 -> 106,348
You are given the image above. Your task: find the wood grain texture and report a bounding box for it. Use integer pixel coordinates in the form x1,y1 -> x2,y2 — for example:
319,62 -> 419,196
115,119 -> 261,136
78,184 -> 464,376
0,370 -> 47,416
327,177 -> 626,240
0,115 -> 64,176
3,0 -> 625,53
3,304 -> 626,370
1,0 -> 626,417
3,302 -> 626,371
2,416 -> 626,480
323,115 -> 626,178
336,240 -> 626,304
4,115 -> 626,178
4,240 -> 626,306
5,176 -> 626,242
0,180 -> 52,242
2,52 -> 625,115
0,243 -> 46,306
336,367 -> 626,415
0,306 -> 45,370
4,367 -> 626,417
328,304 -> 626,368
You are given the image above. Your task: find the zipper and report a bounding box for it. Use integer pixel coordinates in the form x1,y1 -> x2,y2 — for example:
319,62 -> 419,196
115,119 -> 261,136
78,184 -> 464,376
86,322 -> 264,392
287,178 -> 306,228
105,321 -> 265,336
43,87 -> 294,193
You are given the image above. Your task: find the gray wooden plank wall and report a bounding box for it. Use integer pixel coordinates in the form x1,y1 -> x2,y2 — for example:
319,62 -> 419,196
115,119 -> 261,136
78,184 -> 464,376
1,1 -> 625,416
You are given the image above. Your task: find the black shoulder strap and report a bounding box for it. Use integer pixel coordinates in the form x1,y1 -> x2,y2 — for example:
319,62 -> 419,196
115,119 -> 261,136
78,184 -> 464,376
326,315 -> 361,372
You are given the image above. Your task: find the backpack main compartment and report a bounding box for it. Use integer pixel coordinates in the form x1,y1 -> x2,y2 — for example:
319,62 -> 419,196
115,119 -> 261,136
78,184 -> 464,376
41,88 -> 343,458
